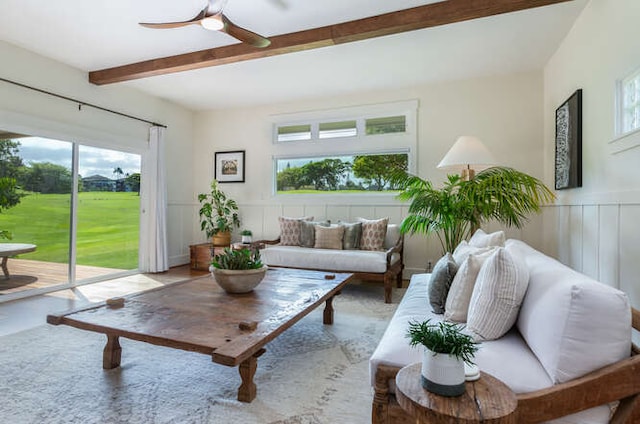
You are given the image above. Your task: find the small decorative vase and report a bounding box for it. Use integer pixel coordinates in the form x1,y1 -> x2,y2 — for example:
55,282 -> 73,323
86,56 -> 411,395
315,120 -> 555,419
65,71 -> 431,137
421,348 -> 466,397
241,235 -> 252,244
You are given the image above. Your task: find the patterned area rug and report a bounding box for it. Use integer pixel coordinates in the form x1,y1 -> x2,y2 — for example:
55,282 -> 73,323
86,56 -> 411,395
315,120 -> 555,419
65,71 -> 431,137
0,282 -> 404,424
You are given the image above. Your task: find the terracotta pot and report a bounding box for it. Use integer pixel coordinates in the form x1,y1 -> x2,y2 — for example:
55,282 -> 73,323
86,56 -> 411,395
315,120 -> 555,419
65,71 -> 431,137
212,231 -> 231,247
421,347 -> 466,397
211,265 -> 268,293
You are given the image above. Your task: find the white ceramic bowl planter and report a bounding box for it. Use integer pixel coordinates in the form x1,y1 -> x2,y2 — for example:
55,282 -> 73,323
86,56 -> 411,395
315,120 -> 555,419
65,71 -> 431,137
421,348 -> 466,396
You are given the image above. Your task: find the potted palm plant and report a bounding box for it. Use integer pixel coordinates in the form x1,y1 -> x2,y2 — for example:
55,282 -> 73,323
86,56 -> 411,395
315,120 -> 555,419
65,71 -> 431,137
198,180 -> 241,246
210,247 -> 267,293
393,167 -> 555,254
407,319 -> 479,397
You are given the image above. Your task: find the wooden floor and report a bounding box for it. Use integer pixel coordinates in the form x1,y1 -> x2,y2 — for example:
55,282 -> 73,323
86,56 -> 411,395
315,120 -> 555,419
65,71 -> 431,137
0,264 -> 208,337
0,258 -> 126,296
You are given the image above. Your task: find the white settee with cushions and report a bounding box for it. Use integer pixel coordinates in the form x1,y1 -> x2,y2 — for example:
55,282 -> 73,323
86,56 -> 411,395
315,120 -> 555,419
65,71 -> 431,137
257,216 -> 404,303
370,230 -> 640,424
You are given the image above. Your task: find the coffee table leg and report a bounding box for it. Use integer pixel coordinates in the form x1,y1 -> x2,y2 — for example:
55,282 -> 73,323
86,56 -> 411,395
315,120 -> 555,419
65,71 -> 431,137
237,348 -> 266,402
103,335 -> 122,369
1,256 -> 9,279
323,291 -> 341,325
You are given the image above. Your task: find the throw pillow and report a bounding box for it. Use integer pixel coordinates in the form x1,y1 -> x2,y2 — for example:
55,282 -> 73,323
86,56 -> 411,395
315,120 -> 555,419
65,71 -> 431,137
340,221 -> 362,250
278,216 -> 313,246
444,248 -> 496,323
468,229 -> 506,248
428,253 -> 458,314
300,220 -> 330,248
314,225 -> 345,250
467,248 -> 530,340
452,241 -> 494,266
357,217 -> 389,251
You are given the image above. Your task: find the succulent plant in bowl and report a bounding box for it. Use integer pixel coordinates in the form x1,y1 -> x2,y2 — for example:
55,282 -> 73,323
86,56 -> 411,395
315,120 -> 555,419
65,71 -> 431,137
210,248 -> 267,293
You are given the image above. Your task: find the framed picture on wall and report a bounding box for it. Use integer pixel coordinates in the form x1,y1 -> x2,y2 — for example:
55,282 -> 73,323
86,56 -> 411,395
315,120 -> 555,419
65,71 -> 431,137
554,89 -> 582,190
214,150 -> 245,183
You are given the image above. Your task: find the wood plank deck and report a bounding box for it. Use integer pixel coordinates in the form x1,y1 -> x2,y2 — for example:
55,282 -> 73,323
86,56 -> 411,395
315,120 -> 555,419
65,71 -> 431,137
0,259 -> 127,296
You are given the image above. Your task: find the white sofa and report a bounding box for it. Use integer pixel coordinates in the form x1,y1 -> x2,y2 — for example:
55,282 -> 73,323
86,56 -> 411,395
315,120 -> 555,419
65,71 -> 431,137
258,224 -> 404,303
370,238 -> 640,423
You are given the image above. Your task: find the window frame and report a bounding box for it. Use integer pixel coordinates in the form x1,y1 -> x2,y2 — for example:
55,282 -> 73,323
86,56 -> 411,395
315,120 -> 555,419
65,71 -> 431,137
611,67 -> 640,154
270,100 -> 418,197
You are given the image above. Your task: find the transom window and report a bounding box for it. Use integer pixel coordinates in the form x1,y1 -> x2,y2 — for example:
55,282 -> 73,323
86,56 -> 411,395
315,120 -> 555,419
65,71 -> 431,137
617,68 -> 640,136
271,100 -> 417,195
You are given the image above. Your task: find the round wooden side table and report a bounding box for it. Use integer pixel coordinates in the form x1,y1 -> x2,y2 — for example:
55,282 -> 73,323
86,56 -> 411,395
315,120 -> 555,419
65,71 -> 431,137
395,362 -> 517,424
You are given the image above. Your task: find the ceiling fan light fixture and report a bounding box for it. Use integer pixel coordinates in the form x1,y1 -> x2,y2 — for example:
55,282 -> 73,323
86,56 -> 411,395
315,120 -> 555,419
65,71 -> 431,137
200,16 -> 224,31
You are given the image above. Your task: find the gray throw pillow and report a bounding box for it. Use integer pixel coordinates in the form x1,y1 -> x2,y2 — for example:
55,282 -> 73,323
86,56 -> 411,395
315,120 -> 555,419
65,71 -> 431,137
428,253 -> 458,314
340,222 -> 362,250
300,220 -> 330,247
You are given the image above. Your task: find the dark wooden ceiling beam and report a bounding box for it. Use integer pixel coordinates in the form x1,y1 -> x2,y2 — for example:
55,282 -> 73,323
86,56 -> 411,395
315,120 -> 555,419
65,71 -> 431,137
89,0 -> 573,85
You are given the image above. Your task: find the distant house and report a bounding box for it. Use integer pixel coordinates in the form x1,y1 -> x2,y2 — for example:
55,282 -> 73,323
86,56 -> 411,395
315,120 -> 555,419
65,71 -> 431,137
82,175 -> 115,192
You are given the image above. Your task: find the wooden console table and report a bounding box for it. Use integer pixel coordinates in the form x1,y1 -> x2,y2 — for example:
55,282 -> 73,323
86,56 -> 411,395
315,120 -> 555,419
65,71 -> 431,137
395,363 -> 517,423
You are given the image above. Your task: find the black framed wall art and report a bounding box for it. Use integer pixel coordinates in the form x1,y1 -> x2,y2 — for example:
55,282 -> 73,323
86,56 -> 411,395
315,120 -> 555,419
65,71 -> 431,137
214,150 -> 245,183
555,89 -> 582,190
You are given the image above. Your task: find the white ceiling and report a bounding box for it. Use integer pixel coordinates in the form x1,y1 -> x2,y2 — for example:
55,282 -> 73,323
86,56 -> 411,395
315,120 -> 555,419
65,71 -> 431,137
0,0 -> 587,111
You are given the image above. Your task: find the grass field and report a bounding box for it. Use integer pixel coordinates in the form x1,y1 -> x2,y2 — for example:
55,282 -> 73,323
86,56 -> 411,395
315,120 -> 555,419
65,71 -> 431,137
0,192 -> 139,269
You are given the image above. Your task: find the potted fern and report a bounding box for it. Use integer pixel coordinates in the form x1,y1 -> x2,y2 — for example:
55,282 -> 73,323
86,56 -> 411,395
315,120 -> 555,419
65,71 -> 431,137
407,319 -> 479,397
210,247 -> 267,293
198,180 -> 241,247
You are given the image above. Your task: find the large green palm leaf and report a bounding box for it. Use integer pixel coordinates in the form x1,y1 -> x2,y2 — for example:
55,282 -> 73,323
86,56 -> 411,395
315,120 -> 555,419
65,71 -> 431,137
393,167 -> 554,254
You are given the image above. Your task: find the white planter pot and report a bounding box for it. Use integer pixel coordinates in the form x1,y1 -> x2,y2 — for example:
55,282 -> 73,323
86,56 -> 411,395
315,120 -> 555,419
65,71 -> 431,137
421,348 -> 466,397
241,235 -> 252,244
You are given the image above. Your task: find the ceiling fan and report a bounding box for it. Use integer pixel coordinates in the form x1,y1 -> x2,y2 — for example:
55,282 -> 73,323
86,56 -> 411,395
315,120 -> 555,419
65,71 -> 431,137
139,0 -> 271,48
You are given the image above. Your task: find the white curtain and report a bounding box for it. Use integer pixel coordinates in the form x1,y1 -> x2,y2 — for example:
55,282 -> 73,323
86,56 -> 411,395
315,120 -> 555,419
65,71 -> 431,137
139,126 -> 169,272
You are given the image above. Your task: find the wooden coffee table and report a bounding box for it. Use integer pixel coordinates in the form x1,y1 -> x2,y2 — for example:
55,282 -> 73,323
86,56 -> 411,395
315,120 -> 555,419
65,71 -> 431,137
395,363 -> 517,423
47,268 -> 353,402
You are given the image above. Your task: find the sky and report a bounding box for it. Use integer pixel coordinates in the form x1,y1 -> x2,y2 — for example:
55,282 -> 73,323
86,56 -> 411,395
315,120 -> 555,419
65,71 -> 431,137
16,137 -> 140,179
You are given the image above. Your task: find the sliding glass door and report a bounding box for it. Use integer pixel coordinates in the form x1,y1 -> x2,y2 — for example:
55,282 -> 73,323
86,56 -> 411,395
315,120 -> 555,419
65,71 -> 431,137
0,133 -> 141,297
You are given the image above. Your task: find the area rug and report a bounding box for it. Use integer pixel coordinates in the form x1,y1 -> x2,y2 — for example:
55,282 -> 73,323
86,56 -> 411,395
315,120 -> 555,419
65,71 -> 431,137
0,282 -> 404,424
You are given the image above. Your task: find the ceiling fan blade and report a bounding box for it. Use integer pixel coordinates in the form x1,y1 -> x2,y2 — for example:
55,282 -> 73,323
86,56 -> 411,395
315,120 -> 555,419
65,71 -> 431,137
221,14 -> 271,48
139,6 -> 208,30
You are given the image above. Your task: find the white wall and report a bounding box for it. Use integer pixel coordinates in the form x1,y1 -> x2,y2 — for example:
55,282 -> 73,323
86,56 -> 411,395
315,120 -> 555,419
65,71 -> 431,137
0,41 -> 195,268
543,0 -> 640,306
193,71 -> 545,276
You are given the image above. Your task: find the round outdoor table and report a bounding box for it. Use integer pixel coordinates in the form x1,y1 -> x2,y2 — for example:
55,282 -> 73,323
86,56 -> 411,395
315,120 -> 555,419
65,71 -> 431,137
0,243 -> 37,278
395,362 -> 517,424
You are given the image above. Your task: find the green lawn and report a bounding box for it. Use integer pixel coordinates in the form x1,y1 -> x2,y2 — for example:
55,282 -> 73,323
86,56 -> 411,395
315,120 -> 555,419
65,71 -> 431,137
0,192 -> 139,269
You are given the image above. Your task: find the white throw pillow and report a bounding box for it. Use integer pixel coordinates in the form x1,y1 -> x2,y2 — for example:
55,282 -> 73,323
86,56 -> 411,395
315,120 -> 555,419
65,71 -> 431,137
452,241 -> 494,266
444,248 -> 495,323
467,247 -> 529,341
468,229 -> 505,248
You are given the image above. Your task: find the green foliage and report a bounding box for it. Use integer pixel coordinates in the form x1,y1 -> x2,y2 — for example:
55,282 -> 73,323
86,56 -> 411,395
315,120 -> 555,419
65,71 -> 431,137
406,319 -> 478,364
241,229 -> 252,236
125,172 -> 141,194
198,180 -> 241,238
18,162 -> 73,194
277,166 -> 305,191
393,167 -> 555,254
301,158 -> 350,191
211,247 -> 263,270
0,139 -> 24,179
352,154 -> 408,190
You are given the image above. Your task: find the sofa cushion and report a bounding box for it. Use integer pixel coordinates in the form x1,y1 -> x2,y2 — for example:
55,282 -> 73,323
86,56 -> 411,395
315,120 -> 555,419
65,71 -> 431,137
369,273 -> 553,395
508,239 -> 632,384
314,225 -> 344,250
340,222 -> 362,250
383,224 -> 401,250
261,245 -> 401,273
469,229 -> 505,248
357,217 -> 389,251
300,220 -> 330,248
467,247 -> 529,340
278,216 -> 313,246
444,248 -> 495,322
428,253 -> 458,314
452,241 -> 494,265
